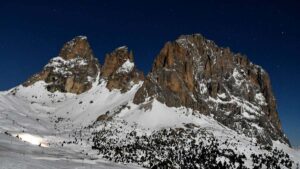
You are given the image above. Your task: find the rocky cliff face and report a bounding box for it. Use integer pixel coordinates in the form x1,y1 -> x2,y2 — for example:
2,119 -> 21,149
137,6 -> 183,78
23,36 -> 100,94
134,34 -> 288,146
101,46 -> 144,93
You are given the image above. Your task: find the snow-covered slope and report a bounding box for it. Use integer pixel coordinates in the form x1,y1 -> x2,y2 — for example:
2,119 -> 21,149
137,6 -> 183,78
0,133 -> 142,169
0,79 -> 143,169
0,79 -> 299,169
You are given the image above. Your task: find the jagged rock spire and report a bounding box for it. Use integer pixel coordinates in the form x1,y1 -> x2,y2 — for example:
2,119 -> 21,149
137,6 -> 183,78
58,36 -> 93,60
23,38 -> 144,94
101,46 -> 133,77
101,46 -> 144,92
23,36 -> 100,94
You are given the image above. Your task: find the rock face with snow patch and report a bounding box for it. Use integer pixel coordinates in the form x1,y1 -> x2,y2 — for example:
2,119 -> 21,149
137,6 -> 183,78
101,46 -> 144,93
134,34 -> 289,146
23,36 -> 100,94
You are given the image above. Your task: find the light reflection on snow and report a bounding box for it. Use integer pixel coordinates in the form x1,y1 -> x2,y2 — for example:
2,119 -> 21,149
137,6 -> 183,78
13,133 -> 48,147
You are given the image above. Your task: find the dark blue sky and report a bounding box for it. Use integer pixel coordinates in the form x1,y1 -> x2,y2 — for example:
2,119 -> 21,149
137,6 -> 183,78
0,0 -> 299,147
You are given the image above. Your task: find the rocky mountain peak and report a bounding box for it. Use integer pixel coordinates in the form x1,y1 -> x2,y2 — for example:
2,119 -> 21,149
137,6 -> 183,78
101,46 -> 144,92
101,46 -> 133,77
134,34 -> 289,146
23,36 -> 100,94
59,36 -> 92,60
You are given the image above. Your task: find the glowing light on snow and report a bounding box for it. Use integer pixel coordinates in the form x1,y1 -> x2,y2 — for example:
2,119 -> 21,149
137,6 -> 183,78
13,133 -> 48,147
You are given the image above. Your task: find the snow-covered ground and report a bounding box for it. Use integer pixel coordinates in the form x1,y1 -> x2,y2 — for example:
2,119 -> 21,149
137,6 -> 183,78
0,80 -> 144,169
0,133 -> 142,169
0,80 -> 299,168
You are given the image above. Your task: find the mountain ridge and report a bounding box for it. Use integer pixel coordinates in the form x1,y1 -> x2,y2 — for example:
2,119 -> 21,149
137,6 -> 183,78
21,33 -> 289,146
3,33 -> 298,168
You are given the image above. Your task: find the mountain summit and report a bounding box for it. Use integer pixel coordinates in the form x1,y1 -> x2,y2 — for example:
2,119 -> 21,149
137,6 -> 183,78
23,36 -> 100,94
101,46 -> 144,92
134,34 -> 288,145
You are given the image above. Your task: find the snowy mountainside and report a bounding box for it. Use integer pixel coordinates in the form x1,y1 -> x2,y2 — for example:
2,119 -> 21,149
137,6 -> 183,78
1,79 -> 299,168
134,34 -> 288,146
0,79 -> 144,169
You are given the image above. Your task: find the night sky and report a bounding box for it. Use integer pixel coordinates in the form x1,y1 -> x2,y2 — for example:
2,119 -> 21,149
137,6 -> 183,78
0,0 -> 299,147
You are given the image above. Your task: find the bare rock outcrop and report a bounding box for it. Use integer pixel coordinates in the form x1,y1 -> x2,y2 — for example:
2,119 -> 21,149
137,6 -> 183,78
134,34 -> 289,146
23,36 -> 100,94
101,46 -> 144,93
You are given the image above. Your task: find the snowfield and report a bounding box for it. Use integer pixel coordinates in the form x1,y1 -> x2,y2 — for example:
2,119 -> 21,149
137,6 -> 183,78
0,133 -> 142,169
0,80 -> 299,168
